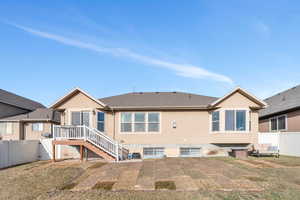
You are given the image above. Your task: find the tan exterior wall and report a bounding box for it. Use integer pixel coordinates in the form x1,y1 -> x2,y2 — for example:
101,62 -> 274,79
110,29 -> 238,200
24,122 -> 53,140
56,91 -> 105,128
259,118 -> 269,132
259,109 -> 300,132
112,110 -> 258,146
1,122 -> 20,140
216,92 -> 261,108
286,110 -> 300,132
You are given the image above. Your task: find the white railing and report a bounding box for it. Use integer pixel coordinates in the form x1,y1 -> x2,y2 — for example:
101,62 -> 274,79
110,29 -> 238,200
53,125 -> 128,161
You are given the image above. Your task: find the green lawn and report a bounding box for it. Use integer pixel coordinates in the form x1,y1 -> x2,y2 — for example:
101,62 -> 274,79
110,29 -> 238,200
1,157 -> 300,200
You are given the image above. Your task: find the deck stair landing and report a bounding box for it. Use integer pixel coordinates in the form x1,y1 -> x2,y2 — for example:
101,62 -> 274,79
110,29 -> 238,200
52,125 -> 128,161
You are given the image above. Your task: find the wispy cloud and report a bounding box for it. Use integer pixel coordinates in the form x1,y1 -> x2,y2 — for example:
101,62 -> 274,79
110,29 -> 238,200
254,20 -> 270,36
8,23 -> 234,84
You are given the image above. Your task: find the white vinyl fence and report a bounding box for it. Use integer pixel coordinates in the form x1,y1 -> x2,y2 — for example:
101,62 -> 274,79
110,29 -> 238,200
259,132 -> 300,157
0,139 -> 55,169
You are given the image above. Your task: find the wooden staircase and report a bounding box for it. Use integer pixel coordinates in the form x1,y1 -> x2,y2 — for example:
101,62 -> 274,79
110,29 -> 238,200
52,125 -> 128,162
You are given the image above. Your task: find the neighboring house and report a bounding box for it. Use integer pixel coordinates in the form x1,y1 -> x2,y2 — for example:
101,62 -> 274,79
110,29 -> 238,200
0,88 -> 45,119
259,85 -> 300,132
0,108 -> 60,140
50,87 -> 266,160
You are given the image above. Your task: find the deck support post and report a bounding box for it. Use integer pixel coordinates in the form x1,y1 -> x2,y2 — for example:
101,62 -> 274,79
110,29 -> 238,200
52,143 -> 56,162
80,145 -> 84,161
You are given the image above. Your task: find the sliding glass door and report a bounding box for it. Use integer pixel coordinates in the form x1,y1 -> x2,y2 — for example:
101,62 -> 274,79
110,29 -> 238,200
71,111 -> 90,127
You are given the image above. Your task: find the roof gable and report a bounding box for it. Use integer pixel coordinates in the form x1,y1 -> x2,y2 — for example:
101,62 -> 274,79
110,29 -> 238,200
210,87 -> 267,108
50,88 -> 106,109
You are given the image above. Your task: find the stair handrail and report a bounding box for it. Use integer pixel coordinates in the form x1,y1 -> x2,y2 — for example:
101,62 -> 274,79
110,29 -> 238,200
53,125 -> 128,161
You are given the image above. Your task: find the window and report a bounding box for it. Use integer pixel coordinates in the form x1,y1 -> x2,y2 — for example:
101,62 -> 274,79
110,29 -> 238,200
225,110 -> 247,131
0,122 -> 12,135
32,123 -> 43,131
148,113 -> 160,132
180,147 -> 201,157
97,112 -> 105,132
143,147 -> 164,158
134,113 -> 146,132
120,112 -> 160,133
270,118 -> 277,131
278,116 -> 286,130
121,113 -> 132,132
212,111 -> 220,132
71,111 -> 90,127
270,115 -> 286,131
236,110 -> 246,131
225,110 -> 235,131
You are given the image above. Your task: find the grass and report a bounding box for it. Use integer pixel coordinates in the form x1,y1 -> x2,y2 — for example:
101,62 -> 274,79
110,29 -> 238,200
1,156 -> 300,199
155,181 -> 176,190
92,181 -> 116,190
263,155 -> 300,167
0,161 -> 85,200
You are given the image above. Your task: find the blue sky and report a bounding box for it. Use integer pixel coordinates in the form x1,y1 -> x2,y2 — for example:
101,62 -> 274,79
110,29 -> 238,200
1,0 -> 300,106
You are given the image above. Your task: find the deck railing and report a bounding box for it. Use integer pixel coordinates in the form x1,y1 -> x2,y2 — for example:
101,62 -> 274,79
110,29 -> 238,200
53,125 -> 127,161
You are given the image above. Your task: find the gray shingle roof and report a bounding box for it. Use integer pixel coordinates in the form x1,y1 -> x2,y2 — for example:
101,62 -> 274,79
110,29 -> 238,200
0,108 -> 60,122
259,85 -> 300,118
0,89 -> 45,111
99,92 -> 218,109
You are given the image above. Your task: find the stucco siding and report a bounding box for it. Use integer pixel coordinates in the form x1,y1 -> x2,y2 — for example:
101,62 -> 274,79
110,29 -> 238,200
286,109 -> 300,132
24,122 -> 53,140
217,92 -> 261,108
57,91 -> 104,127
113,110 -> 259,146
259,118 -> 269,132
1,122 -> 20,140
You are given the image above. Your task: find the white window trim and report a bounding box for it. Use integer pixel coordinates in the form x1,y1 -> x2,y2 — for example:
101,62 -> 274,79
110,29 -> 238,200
209,108 -> 250,134
68,108 -> 93,127
211,111 -> 220,132
119,112 -> 161,134
97,111 -> 105,133
269,114 -> 288,132
32,123 -> 44,132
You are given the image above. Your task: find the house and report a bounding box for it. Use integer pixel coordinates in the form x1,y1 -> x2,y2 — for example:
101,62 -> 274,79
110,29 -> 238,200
0,88 -> 45,119
259,85 -> 300,132
0,108 -> 60,140
0,88 -> 59,140
50,87 -> 266,160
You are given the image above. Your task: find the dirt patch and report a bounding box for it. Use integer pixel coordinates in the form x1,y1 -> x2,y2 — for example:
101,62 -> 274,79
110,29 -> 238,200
155,181 -> 176,190
92,181 -> 115,190
235,159 -> 273,168
244,176 -> 266,182
87,162 -> 107,169
59,182 -> 78,190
